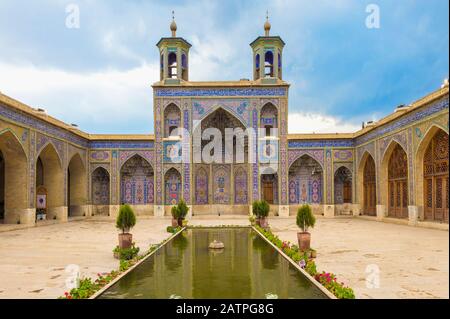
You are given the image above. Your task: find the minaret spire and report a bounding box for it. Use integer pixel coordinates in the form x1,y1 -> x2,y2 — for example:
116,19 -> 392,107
170,10 -> 177,37
264,10 -> 271,36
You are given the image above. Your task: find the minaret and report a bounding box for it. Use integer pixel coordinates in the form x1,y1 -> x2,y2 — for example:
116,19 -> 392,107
156,11 -> 192,84
250,11 -> 285,83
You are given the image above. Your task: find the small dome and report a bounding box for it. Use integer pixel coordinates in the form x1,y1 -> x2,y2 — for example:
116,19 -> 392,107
264,12 -> 271,36
170,11 -> 177,36
264,20 -> 271,32
170,20 -> 177,32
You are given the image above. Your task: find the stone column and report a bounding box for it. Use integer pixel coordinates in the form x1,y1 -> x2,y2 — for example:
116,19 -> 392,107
408,205 -> 419,226
376,204 -> 386,221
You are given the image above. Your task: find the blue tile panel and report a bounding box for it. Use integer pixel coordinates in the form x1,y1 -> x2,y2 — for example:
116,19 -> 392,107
288,140 -> 354,148
155,87 -> 288,97
0,102 -> 89,147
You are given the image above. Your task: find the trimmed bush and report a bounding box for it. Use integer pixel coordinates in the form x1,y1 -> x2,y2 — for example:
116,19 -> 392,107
252,200 -> 270,218
177,199 -> 189,219
171,206 -> 180,219
116,204 -> 136,234
296,204 -> 316,233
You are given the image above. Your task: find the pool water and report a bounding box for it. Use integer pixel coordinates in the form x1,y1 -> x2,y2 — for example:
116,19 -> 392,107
98,228 -> 327,299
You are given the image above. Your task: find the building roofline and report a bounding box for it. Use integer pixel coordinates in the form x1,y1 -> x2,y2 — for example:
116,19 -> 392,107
88,134 -> 154,141
156,37 -> 192,48
152,79 -> 290,88
250,36 -> 286,47
352,85 -> 449,139
288,133 -> 355,140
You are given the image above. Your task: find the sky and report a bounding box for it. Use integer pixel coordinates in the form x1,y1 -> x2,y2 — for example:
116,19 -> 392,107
0,0 -> 448,134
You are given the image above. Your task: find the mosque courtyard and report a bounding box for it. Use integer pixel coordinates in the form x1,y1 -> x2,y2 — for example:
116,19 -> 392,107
0,217 -> 447,299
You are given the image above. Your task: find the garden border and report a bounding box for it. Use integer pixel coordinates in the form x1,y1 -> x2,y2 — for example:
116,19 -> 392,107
89,227 -> 186,299
252,226 -> 337,299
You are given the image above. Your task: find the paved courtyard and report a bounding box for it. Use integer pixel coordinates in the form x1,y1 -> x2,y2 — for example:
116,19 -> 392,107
0,216 -> 448,299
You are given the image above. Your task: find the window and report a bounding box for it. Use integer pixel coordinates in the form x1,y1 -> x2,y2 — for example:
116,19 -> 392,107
169,126 -> 178,137
264,51 -> 274,77
168,52 -> 177,79
255,54 -> 260,79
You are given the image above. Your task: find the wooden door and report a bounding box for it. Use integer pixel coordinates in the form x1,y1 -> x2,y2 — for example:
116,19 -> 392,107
423,130 -> 449,223
363,156 -> 377,216
263,181 -> 274,204
388,145 -> 408,219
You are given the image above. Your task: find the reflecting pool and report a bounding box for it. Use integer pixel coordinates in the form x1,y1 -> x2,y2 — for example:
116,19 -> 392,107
98,228 -> 327,299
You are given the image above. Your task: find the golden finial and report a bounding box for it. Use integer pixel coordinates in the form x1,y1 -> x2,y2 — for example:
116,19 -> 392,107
264,10 -> 271,36
170,10 -> 177,37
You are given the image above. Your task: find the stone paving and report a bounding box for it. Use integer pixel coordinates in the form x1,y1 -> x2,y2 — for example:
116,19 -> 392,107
0,216 -> 448,299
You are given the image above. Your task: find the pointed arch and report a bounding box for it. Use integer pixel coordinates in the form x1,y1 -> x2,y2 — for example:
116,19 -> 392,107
119,151 -> 153,171
288,154 -> 323,205
415,125 -> 448,223
195,107 -> 249,164
334,166 -> 352,204
37,141 -> 63,169
67,153 -> 88,217
164,167 -> 182,205
380,141 -> 409,219
0,130 -> 28,223
164,103 -> 182,138
194,105 -> 248,130
357,151 -> 377,216
92,167 -> 110,212
234,166 -> 248,205
195,166 -> 209,205
260,102 -> 278,137
36,142 -> 65,219
121,154 -> 154,205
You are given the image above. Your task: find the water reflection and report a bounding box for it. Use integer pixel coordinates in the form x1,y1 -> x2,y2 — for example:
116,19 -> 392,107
99,228 -> 326,299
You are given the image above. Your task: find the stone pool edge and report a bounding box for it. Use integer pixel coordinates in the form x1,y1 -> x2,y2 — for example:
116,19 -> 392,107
89,227 -> 187,299
252,226 -> 337,300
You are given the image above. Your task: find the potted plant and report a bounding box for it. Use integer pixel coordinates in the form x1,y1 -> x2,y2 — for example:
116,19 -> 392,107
252,200 -> 270,228
176,199 -> 189,227
296,204 -> 316,251
259,200 -> 270,228
252,201 -> 261,226
116,204 -> 136,249
171,206 -> 180,227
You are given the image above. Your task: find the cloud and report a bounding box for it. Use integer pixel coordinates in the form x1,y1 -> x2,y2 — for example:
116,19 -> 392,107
0,62 -> 158,134
288,112 -> 361,134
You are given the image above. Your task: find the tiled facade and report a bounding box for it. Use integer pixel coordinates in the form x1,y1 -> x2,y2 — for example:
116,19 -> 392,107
0,23 -> 448,225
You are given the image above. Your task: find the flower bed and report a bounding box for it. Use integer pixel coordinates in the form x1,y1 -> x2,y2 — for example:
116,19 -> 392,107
255,226 -> 355,299
60,229 -> 184,299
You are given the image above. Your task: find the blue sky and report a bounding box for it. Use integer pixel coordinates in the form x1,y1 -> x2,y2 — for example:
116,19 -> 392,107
0,0 -> 448,134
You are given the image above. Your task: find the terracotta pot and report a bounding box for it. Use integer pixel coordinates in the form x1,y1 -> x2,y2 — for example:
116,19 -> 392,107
171,218 -> 179,227
118,233 -> 133,249
255,218 -> 261,226
297,232 -> 311,251
177,218 -> 184,227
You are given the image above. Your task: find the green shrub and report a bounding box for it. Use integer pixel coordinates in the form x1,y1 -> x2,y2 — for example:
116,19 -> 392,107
116,204 -> 136,234
166,226 -> 182,234
66,278 -> 98,299
296,204 -> 316,233
177,199 -> 189,219
113,245 -> 140,260
305,260 -> 317,276
171,205 -> 180,219
252,200 -> 270,218
119,259 -> 131,272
